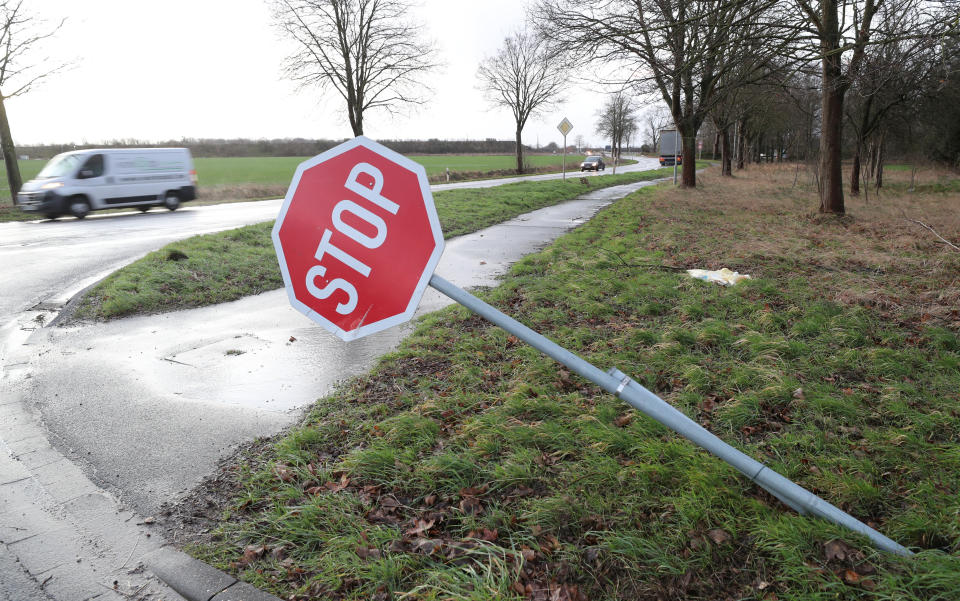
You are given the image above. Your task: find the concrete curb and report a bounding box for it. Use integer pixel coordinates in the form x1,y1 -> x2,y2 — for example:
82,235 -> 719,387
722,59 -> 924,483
143,547 -> 282,601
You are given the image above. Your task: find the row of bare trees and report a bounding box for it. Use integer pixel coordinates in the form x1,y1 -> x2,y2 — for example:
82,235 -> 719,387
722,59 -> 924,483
595,93 -> 639,171
4,0 -> 958,214
17,137 -> 533,160
533,0 -> 957,214
275,0 -> 641,176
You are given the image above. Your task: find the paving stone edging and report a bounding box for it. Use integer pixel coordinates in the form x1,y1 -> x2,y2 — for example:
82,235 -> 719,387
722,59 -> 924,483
143,547 -> 281,601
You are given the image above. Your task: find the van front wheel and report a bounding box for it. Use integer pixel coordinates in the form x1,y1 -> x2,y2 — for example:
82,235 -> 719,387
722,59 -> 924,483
69,197 -> 90,219
163,192 -> 180,211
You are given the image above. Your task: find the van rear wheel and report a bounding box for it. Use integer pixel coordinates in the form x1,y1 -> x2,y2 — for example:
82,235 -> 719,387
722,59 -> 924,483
163,192 -> 180,211
69,197 -> 90,219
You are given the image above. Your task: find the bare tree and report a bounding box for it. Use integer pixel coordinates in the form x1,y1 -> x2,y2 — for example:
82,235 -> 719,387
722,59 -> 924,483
707,27 -> 789,176
272,0 -> 437,136
595,92 -> 638,173
910,26 -> 960,167
0,1 -> 66,203
477,29 -> 567,174
536,0 -> 786,188
641,105 -> 670,153
786,0 -> 885,213
787,0 -> 957,213
845,0 -> 954,195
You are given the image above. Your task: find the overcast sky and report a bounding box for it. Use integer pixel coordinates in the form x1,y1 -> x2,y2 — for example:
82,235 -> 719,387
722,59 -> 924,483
8,0 -> 655,150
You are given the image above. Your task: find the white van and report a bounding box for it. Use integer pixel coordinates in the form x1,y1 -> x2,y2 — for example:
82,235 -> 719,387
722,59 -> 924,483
17,148 -> 197,219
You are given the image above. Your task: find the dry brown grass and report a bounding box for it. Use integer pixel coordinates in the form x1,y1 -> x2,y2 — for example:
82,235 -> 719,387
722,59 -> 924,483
196,183 -> 289,202
645,162 -> 960,330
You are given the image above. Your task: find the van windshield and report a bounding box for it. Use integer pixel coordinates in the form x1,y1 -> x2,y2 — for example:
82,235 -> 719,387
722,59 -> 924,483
37,154 -> 83,179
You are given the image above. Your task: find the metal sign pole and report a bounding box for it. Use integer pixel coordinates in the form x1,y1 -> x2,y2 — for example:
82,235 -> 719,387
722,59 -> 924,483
428,273 -> 911,557
557,118 -> 573,181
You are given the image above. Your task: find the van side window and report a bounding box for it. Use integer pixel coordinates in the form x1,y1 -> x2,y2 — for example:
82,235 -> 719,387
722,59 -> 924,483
79,154 -> 104,178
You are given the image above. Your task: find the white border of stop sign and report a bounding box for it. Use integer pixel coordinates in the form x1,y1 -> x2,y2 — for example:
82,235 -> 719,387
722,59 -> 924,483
272,136 -> 445,341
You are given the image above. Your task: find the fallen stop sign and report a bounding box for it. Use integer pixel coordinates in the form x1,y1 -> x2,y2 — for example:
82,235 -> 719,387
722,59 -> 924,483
272,137 -> 444,341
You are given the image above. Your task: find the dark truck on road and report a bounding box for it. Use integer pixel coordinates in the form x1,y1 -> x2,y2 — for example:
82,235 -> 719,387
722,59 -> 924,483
658,129 -> 683,167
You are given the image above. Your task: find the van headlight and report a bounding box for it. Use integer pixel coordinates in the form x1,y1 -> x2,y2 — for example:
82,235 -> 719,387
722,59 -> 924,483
40,182 -> 64,190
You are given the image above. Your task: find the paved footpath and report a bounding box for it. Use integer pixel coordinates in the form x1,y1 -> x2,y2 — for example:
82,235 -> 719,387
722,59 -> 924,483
1,162 -> 665,600
1,357 -> 184,600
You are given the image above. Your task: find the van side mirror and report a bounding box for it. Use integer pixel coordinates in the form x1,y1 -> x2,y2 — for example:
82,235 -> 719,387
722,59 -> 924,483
79,169 -> 94,179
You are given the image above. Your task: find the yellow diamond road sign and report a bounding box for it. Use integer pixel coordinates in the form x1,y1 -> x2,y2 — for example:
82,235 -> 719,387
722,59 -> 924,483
557,118 -> 573,137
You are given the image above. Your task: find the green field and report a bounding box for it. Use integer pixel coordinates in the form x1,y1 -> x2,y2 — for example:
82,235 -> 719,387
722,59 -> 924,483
5,159 -> 43,187
1,154 -> 590,193
190,154 -> 590,186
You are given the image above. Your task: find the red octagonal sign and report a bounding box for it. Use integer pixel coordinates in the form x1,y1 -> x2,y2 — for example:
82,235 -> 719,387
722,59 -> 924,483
272,137 -> 444,341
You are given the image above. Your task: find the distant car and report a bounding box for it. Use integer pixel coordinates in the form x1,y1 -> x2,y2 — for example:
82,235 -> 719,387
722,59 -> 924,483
580,156 -> 605,171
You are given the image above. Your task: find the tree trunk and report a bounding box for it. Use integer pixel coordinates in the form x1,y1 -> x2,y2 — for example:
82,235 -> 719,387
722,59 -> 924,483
850,148 -> 861,196
680,128 -> 697,187
864,140 -> 876,181
720,125 -> 732,176
818,0 -> 846,214
874,134 -> 885,189
515,128 -> 524,174
819,82 -> 845,213
0,96 -> 22,205
736,120 -> 746,170
611,136 -> 617,174
347,99 -> 363,136
713,132 -> 721,160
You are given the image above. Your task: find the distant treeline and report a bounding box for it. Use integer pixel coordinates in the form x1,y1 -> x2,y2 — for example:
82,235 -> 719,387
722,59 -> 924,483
18,138 -> 534,159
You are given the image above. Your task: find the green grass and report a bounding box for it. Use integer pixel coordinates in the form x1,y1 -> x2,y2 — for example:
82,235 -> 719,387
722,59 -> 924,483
194,155 -> 596,185
0,154 -> 593,194
73,165 -> 689,320
0,154 -> 613,222
183,166 -> 960,600
190,155 -> 593,186
415,154 -> 592,178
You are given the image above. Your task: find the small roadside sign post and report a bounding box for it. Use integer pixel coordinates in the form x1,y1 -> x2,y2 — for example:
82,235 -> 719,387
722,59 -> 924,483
557,118 -> 573,180
275,137 -> 911,557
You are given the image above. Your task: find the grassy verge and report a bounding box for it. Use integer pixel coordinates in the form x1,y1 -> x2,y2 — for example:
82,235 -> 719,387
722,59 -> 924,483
72,165 -> 687,320
174,164 -> 960,600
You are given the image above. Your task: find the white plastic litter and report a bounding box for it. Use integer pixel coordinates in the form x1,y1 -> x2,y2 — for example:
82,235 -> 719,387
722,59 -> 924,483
686,267 -> 751,286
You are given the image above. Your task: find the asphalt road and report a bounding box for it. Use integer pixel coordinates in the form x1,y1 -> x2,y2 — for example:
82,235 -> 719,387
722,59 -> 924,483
0,156 -> 662,600
0,159 -> 641,325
